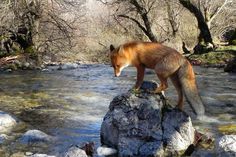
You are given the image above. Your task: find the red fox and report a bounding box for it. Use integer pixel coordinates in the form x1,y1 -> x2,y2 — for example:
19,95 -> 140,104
110,41 -> 205,116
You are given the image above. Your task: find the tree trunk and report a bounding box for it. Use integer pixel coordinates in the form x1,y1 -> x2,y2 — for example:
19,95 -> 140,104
129,0 -> 158,42
179,0 -> 214,52
166,0 -> 178,37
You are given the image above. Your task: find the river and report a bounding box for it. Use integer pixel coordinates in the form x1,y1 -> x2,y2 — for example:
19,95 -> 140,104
0,64 -> 235,156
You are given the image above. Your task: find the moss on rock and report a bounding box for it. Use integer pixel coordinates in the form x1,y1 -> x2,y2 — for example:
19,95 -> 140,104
188,45 -> 236,66
189,51 -> 234,65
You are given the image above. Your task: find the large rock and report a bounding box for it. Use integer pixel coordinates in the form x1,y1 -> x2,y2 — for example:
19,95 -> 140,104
162,110 -> 195,151
0,110 -> 18,133
19,129 -> 53,144
215,135 -> 236,157
101,81 -> 195,157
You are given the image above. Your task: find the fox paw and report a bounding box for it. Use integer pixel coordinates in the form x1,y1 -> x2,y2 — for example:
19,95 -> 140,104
148,89 -> 162,94
129,88 -> 141,94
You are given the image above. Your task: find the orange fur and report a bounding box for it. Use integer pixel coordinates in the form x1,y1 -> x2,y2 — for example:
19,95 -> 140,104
110,41 -> 205,116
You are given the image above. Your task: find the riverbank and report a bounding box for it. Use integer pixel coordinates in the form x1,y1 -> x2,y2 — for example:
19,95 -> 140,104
0,45 -> 235,73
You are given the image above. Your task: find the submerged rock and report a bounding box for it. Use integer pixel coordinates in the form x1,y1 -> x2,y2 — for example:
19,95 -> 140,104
19,129 -> 53,144
100,81 -> 195,156
215,135 -> 236,156
0,110 -> 18,133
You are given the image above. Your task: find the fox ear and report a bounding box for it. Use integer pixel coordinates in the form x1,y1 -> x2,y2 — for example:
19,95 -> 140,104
118,45 -> 124,54
110,44 -> 115,51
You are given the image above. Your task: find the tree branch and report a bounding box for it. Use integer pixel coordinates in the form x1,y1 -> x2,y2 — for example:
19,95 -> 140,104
118,14 -> 148,34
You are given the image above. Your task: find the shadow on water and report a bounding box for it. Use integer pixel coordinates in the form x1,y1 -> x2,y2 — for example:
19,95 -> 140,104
0,64 -> 235,155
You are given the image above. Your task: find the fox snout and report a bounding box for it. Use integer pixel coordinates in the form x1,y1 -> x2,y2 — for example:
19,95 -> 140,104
113,64 -> 129,77
114,69 -> 121,77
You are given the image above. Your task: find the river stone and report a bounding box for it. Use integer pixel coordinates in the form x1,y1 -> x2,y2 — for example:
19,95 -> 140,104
58,63 -> 79,70
27,153 -> 56,157
224,58 -> 236,73
0,134 -> 8,144
97,146 -> 117,156
24,62 -> 30,68
19,129 -> 53,144
64,146 -> 88,157
0,110 -> 18,133
215,135 -> 236,156
100,81 -> 195,156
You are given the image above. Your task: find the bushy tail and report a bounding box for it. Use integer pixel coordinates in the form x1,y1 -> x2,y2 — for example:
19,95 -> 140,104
178,60 -> 205,116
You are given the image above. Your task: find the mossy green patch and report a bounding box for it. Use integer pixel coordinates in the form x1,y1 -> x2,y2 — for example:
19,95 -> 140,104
5,63 -> 18,70
230,40 -> 236,45
217,45 -> 236,51
0,150 -> 8,157
188,51 -> 235,65
30,92 -> 50,99
10,152 -> 25,157
218,124 -> 236,134
0,35 -> 7,41
25,46 -> 35,54
0,95 -> 42,111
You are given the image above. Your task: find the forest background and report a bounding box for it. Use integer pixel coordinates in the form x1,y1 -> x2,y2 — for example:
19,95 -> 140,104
0,0 -> 235,68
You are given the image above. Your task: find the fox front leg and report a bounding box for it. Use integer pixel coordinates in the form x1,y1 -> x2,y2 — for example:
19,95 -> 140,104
130,66 -> 145,94
132,65 -> 145,91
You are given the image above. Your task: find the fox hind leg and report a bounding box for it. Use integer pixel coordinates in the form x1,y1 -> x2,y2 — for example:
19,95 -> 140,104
170,73 -> 184,110
152,75 -> 168,93
153,56 -> 181,94
153,63 -> 173,94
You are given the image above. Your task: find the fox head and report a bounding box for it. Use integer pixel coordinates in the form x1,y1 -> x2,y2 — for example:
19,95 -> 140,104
110,44 -> 129,77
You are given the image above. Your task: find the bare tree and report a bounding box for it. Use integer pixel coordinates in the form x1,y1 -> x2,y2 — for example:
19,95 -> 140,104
179,0 -> 214,48
165,0 -> 182,37
201,0 -> 235,29
98,0 -> 158,42
202,0 -> 236,42
179,0 -> 236,52
0,0 -> 85,60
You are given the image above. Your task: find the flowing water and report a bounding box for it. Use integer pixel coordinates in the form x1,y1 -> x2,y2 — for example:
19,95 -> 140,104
0,64 -> 235,156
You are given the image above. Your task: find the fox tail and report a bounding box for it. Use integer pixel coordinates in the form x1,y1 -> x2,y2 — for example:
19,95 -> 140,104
178,60 -> 205,116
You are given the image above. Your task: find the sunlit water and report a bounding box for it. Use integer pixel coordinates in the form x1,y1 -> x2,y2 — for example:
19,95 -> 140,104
0,64 -> 235,156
